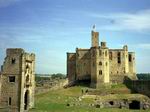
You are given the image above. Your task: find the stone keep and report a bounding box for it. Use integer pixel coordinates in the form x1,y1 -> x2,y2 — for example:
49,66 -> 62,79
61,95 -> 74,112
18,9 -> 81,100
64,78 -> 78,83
67,28 -> 136,88
0,48 -> 35,112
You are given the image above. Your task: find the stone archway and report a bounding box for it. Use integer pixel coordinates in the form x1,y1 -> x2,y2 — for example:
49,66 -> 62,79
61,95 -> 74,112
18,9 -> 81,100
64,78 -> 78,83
24,90 -> 29,110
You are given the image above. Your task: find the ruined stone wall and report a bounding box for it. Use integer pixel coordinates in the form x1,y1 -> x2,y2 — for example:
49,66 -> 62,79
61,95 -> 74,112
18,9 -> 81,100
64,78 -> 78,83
1,49 -> 23,111
21,53 -> 35,111
1,75 -> 20,111
132,80 -> 150,97
109,48 -> 136,83
76,49 -> 91,80
0,48 -> 35,112
128,52 -> 136,75
125,79 -> 150,97
109,49 -> 126,76
67,53 -> 76,82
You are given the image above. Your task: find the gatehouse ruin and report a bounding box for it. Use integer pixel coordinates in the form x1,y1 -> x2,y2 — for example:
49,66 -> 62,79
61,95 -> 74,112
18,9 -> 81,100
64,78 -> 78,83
0,48 -> 35,112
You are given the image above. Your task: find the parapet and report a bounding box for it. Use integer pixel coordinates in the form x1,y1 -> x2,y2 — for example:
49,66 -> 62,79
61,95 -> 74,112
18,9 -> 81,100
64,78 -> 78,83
6,48 -> 25,56
101,42 -> 107,48
24,53 -> 35,61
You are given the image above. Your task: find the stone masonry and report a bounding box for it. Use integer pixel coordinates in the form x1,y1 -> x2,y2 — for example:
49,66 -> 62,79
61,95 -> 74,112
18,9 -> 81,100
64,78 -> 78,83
0,48 -> 35,112
67,26 -> 137,88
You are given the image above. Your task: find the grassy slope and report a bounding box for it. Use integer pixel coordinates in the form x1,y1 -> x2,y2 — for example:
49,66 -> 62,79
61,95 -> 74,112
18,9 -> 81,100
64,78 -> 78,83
30,85 -> 150,112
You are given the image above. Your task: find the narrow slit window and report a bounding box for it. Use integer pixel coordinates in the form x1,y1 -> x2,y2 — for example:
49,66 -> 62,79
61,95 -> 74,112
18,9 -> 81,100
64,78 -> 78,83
117,52 -> 121,64
8,97 -> 11,105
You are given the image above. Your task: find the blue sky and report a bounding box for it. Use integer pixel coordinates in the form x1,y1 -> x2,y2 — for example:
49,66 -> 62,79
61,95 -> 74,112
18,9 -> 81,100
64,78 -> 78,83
0,0 -> 150,74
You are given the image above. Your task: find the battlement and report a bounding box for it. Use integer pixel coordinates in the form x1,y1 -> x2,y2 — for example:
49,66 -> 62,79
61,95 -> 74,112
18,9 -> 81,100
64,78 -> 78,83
6,48 -> 24,56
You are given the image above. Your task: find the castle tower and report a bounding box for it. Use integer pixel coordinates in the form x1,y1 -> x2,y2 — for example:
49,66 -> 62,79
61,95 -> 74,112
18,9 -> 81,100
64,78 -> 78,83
90,47 -> 99,87
98,42 -> 109,84
90,27 -> 110,88
91,25 -> 99,47
91,42 -> 109,88
0,48 -> 35,112
123,45 -> 129,73
90,25 -> 99,87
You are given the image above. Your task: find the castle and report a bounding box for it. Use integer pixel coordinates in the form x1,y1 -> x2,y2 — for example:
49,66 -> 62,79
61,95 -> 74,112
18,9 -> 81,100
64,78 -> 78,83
67,27 -> 137,88
0,48 -> 35,112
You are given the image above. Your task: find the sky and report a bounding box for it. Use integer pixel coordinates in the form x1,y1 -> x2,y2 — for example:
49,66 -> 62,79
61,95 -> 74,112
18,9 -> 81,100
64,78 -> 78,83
0,0 -> 150,74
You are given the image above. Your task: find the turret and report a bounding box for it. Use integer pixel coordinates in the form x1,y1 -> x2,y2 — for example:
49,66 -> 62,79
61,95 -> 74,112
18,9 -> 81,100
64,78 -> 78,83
91,25 -> 99,47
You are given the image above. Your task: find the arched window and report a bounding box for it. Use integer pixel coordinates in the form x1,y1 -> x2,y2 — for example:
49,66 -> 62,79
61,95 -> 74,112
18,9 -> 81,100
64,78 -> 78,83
99,61 -> 102,66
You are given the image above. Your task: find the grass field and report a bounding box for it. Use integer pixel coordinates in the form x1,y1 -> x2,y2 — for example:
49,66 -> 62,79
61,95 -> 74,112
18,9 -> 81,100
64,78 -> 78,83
29,86 -> 150,112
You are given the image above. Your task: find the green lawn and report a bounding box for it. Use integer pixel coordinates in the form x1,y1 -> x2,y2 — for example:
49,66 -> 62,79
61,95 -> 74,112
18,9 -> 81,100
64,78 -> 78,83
30,86 -> 150,112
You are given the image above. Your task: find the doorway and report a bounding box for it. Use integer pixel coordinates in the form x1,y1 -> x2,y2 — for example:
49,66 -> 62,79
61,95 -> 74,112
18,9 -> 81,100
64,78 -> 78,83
24,90 -> 29,110
129,100 -> 140,109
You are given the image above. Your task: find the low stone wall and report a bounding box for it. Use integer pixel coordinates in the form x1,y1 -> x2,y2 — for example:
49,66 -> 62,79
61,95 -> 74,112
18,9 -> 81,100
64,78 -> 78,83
131,80 -> 150,97
124,77 -> 150,97
110,74 -> 137,84
35,79 -> 68,95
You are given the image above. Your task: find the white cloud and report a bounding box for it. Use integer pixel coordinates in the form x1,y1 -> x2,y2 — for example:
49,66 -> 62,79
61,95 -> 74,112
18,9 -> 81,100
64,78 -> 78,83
88,9 -> 150,32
